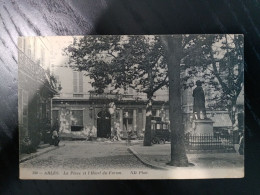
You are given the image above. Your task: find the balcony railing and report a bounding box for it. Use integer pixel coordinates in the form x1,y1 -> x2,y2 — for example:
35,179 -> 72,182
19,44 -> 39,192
55,92 -> 138,100
89,92 -> 134,100
18,50 -> 47,83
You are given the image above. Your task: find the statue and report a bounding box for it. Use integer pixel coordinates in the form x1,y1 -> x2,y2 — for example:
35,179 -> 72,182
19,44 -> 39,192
192,80 -> 207,119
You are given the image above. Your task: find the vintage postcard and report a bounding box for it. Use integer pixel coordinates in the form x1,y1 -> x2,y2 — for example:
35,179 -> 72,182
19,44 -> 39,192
18,35 -> 244,179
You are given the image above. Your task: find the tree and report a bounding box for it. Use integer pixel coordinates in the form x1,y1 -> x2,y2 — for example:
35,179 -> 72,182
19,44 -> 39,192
212,35 -> 244,130
65,34 -> 243,166
64,35 -> 168,146
160,34 -> 244,166
183,34 -> 244,130
160,35 -> 189,166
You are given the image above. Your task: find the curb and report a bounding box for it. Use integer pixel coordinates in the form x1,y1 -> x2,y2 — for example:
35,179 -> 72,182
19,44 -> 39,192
127,147 -> 169,170
19,144 -> 65,163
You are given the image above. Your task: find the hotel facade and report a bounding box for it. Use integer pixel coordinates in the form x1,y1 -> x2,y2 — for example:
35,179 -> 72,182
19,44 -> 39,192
52,66 -> 170,138
52,66 -> 234,139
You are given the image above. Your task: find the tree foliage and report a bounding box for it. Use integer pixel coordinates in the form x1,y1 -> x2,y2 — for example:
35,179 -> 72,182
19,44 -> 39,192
64,35 -> 168,145
65,36 -> 168,93
64,34 -> 243,165
182,34 -> 244,127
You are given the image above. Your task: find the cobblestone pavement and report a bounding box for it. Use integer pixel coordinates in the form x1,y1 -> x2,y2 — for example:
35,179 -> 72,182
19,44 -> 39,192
20,141 -> 151,170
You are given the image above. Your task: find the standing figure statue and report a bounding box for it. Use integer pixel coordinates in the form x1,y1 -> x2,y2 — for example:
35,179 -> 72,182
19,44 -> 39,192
193,80 -> 207,119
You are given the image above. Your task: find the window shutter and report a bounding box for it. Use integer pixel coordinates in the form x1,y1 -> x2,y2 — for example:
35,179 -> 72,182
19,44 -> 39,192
79,72 -> 83,93
73,71 -> 78,93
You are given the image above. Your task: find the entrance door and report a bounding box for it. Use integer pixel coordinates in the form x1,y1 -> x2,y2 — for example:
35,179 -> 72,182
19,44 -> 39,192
97,110 -> 111,138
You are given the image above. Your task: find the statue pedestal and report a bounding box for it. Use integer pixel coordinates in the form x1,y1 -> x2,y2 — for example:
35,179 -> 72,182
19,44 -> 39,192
193,119 -> 214,135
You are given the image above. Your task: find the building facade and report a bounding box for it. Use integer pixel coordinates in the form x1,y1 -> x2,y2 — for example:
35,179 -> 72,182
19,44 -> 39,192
52,66 -> 169,138
52,64 -> 234,139
18,37 -> 58,152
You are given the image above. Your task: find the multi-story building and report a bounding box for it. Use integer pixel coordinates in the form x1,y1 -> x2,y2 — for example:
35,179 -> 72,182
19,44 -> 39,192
52,65 -> 234,139
48,37 -> 238,139
18,37 -> 58,151
52,65 -> 170,139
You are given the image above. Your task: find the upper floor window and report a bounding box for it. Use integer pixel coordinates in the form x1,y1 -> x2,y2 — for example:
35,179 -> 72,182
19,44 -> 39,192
73,71 -> 83,93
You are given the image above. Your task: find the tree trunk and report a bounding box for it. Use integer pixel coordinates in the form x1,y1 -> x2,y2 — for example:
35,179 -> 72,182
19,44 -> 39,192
228,99 -> 239,131
161,35 -> 189,166
143,67 -> 153,146
143,94 -> 153,146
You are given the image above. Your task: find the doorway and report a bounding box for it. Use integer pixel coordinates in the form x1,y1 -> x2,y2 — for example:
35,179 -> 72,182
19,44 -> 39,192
97,110 -> 111,138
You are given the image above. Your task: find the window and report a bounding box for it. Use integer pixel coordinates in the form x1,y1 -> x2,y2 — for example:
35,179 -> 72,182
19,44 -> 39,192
73,72 -> 78,93
79,72 -> 83,93
123,110 -> 133,118
152,109 -> 158,116
71,110 -> 83,131
123,109 -> 133,131
73,71 -> 83,93
152,110 -> 156,116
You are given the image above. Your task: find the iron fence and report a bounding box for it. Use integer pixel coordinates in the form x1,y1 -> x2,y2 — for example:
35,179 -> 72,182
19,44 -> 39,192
184,134 -> 235,151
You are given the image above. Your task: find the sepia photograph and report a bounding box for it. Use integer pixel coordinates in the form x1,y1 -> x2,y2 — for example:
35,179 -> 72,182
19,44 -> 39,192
18,35 -> 244,179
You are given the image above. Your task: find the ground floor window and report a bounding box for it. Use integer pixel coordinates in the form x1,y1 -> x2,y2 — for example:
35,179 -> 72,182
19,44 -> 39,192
123,109 -> 133,131
152,109 -> 157,116
71,110 -> 83,131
